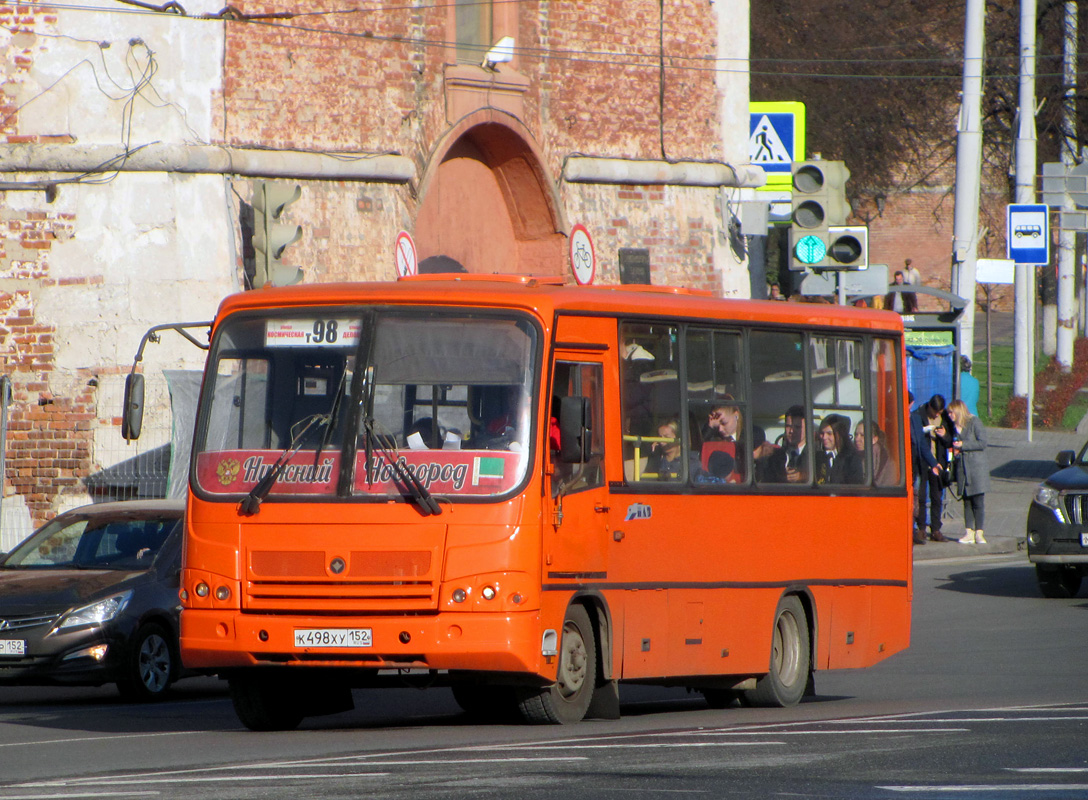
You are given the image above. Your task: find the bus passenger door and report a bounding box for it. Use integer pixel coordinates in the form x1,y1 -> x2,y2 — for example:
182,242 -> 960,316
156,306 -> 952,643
545,354 -> 609,579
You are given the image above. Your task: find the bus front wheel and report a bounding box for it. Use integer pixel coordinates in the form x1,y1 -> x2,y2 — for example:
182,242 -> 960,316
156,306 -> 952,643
744,595 -> 810,708
517,604 -> 597,724
229,674 -> 304,731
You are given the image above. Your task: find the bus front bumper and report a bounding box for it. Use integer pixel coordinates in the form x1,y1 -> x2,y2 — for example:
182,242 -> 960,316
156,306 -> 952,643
180,609 -> 549,677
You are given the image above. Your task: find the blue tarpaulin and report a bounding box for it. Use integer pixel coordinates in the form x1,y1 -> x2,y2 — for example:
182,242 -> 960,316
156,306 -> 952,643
907,344 -> 955,410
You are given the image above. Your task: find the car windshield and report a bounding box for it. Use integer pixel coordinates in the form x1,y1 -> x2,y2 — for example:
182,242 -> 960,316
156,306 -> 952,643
1,515 -> 181,570
192,308 -> 539,502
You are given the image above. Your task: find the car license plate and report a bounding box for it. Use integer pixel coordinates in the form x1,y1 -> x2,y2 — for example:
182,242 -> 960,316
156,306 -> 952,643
293,628 -> 372,648
0,639 -> 26,656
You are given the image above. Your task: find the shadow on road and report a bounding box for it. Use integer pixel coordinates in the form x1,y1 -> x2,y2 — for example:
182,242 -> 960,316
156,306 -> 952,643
990,459 -> 1061,482
935,564 -> 1088,603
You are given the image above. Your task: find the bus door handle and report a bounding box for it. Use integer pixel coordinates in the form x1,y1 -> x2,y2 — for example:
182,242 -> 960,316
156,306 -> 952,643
594,503 -> 610,513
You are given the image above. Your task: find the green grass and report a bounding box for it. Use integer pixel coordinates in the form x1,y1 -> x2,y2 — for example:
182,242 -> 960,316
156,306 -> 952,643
971,344 -> 1015,427
973,343 -> 1088,430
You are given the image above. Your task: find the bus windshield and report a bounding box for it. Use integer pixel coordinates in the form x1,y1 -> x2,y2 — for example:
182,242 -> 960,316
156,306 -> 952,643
192,309 -> 538,502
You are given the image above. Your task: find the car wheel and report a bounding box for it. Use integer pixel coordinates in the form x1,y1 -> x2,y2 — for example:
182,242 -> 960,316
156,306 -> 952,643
117,622 -> 176,702
1036,565 -> 1083,599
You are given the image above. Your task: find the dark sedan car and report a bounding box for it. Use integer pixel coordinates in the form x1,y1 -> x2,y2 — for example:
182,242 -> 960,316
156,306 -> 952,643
1027,444 -> 1088,598
0,499 -> 186,699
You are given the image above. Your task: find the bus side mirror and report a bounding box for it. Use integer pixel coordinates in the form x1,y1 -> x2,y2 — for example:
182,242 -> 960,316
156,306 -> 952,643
558,396 -> 591,463
121,372 -> 144,441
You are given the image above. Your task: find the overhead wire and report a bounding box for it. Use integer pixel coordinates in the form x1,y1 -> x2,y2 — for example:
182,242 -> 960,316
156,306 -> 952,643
5,0 -> 1085,82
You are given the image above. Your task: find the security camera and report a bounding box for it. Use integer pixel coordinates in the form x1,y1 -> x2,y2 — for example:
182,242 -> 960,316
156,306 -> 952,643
481,36 -> 514,70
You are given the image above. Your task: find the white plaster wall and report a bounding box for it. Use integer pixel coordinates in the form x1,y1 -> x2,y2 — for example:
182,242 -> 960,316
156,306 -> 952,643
714,0 -> 755,298
2,3 -> 236,510
15,4 -> 224,146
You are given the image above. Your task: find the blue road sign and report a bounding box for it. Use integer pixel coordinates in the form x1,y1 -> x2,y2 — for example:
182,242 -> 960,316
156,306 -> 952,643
749,102 -> 805,180
1006,204 -> 1050,264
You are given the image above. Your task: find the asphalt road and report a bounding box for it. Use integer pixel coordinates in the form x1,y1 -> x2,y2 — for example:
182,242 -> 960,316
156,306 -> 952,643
0,555 -> 1086,799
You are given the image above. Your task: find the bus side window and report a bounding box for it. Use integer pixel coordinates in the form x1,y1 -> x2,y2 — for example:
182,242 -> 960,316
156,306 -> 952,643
551,361 -> 604,494
621,322 -> 679,482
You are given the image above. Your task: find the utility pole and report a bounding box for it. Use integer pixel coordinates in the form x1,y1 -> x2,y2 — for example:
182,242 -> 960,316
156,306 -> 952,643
952,0 -> 985,363
1014,0 -> 1038,440
1057,0 -> 1078,370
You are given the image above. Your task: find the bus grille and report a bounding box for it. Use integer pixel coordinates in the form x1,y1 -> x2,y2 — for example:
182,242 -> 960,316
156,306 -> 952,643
245,549 -> 438,612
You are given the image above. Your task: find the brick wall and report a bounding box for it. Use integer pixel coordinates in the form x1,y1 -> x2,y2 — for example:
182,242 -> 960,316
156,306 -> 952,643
867,189 -> 1014,313
0,210 -> 101,530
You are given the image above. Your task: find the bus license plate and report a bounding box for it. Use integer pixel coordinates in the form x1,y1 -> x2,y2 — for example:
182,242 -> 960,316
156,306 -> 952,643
0,639 -> 26,656
293,628 -> 372,648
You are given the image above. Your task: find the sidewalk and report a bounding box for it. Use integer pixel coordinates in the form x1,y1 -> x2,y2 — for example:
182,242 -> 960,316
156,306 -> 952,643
912,426 -> 1082,560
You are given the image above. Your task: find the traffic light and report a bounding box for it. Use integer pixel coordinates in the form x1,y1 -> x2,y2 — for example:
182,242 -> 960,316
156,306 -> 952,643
251,181 -> 303,288
789,160 -> 850,270
827,225 -> 868,269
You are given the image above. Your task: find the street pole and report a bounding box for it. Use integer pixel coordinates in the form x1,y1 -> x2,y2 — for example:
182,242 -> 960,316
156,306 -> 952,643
1057,0 -> 1078,370
1015,0 -> 1038,441
952,0 -> 985,364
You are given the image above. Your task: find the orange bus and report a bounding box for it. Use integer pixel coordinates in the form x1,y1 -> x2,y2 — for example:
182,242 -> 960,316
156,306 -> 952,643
134,275 -> 911,729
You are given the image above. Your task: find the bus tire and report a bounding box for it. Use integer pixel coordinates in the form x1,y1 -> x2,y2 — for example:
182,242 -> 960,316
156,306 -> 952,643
517,604 -> 596,724
451,684 -> 518,721
229,674 -> 304,731
744,595 -> 810,708
701,688 -> 741,710
1036,565 -> 1082,598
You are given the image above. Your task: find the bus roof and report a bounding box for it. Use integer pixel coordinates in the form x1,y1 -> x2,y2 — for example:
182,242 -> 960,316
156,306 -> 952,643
216,275 -> 904,334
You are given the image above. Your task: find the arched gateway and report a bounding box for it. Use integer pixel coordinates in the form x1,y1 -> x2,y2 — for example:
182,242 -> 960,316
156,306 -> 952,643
413,111 -> 567,277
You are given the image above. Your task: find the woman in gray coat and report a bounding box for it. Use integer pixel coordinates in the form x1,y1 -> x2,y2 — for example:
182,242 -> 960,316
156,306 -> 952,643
949,399 -> 989,544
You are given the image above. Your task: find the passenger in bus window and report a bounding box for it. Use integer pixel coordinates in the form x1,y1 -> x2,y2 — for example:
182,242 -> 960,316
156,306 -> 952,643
645,419 -> 690,481
815,414 -> 863,485
782,405 -> 809,483
854,420 -> 897,485
752,425 -> 787,483
703,401 -> 740,442
701,399 -> 745,482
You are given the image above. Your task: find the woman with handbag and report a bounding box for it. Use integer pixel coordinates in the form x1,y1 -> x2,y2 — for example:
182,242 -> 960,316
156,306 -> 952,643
948,399 -> 990,544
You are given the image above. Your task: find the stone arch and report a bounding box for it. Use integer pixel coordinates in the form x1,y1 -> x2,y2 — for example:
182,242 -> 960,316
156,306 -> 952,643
414,111 -> 567,276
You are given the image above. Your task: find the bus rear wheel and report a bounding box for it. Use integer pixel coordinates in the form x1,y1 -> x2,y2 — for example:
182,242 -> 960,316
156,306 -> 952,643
517,604 -> 596,724
744,595 -> 810,708
229,674 -> 304,731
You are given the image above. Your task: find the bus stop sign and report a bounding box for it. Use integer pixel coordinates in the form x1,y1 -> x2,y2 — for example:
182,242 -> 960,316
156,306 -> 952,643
1006,204 -> 1050,265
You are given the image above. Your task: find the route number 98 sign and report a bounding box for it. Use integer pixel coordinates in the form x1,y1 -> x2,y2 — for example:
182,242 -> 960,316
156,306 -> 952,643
265,318 -> 362,348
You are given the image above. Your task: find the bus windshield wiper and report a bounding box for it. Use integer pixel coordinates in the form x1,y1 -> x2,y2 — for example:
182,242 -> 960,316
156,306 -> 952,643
239,414 -> 328,516
363,418 -> 441,516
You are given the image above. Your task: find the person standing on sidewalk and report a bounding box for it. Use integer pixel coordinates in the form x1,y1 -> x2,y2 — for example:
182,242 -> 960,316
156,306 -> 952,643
909,392 -> 942,544
948,399 -> 989,544
913,394 -> 954,542
959,356 -> 980,418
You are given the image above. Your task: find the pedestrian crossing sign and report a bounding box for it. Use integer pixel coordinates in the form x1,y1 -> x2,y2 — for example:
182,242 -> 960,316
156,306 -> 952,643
750,102 -> 806,189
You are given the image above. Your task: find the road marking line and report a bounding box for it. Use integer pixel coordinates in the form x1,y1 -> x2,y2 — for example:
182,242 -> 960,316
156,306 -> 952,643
879,784 -> 1088,793
0,731 -> 192,749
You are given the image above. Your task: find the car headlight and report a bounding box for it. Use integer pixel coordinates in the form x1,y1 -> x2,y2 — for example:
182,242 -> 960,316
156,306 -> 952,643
1034,485 -> 1064,517
56,590 -> 133,631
